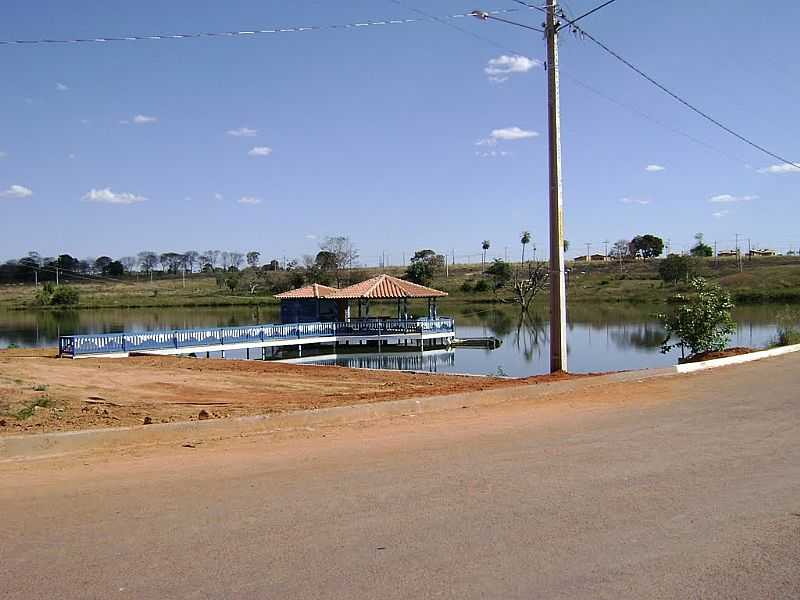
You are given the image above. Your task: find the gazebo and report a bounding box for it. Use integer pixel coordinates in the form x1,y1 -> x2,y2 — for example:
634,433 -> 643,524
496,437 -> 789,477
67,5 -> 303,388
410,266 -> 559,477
274,274 -> 448,324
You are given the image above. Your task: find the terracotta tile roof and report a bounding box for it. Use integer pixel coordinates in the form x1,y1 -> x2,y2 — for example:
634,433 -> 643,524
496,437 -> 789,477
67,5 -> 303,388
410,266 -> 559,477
329,274 -> 448,299
274,283 -> 338,299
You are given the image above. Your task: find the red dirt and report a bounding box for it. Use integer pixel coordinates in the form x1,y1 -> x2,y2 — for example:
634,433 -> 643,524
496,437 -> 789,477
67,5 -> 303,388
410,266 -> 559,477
682,347 -> 755,364
0,348 -> 588,435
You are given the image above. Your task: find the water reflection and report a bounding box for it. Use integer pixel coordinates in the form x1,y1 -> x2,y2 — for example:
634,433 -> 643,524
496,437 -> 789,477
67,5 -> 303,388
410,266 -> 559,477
0,302 -> 785,376
287,350 -> 456,373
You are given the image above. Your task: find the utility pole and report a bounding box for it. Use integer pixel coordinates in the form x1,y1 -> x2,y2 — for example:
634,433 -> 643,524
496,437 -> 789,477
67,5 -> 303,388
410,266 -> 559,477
602,239 -> 609,258
735,233 -> 743,272
55,266 -> 59,286
747,238 -> 751,262
714,240 -> 718,268
585,243 -> 591,261
504,246 -> 509,262
546,0 -> 567,373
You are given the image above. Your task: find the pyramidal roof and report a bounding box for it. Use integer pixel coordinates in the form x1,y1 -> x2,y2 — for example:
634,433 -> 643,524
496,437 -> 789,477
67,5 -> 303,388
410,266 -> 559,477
274,283 -> 339,299
329,274 -> 448,299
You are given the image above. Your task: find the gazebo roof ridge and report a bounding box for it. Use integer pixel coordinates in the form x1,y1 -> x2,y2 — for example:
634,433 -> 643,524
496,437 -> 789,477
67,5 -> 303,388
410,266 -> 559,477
273,283 -> 339,300
329,274 -> 448,300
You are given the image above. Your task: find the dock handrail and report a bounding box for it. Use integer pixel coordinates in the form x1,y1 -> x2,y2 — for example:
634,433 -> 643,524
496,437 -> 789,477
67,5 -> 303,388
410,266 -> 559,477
58,317 -> 455,357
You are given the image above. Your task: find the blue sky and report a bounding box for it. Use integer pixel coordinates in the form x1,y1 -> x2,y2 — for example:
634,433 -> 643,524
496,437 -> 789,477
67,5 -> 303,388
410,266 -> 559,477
1,0 -> 799,264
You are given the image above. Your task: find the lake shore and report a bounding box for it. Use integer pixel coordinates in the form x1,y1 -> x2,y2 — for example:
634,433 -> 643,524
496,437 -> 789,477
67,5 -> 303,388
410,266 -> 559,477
0,348 -> 587,436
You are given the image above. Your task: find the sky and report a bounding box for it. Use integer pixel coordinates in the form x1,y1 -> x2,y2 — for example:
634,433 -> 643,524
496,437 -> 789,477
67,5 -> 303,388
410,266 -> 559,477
1,0 -> 799,265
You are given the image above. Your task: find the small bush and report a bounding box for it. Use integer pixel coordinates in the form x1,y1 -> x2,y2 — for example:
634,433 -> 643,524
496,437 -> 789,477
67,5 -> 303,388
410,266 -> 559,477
473,279 -> 490,293
460,281 -> 474,293
658,278 -> 736,357
774,307 -> 800,346
49,286 -> 80,306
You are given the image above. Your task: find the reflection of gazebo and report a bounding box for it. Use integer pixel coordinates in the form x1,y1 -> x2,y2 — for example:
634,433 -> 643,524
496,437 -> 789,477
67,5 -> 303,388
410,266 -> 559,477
274,274 -> 448,324
329,274 -> 448,321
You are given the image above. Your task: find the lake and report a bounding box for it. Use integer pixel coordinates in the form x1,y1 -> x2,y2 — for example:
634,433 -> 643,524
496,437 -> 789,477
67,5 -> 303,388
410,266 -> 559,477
0,302 -> 785,377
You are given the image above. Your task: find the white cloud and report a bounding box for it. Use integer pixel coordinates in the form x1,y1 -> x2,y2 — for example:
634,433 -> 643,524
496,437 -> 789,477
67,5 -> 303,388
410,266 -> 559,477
708,194 -> 758,203
712,210 -> 730,218
485,55 -> 541,82
1,184 -> 33,198
56,82 -> 69,91
758,163 -> 800,174
80,119 -> 90,125
305,234 -> 317,240
238,196 -> 262,205
476,126 -> 538,146
248,146 -> 273,157
68,153 -> 76,160
132,114 -> 157,124
0,151 -> 7,159
214,192 -> 224,201
82,187 -> 146,205
620,197 -> 651,205
645,164 -> 665,172
227,127 -> 257,137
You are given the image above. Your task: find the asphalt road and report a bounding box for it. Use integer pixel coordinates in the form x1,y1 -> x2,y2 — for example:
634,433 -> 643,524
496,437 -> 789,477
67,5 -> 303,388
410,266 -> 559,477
2,355 -> 800,599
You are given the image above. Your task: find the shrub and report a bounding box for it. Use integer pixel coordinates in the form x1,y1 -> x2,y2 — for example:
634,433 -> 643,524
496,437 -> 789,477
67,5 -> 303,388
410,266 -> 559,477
658,278 -> 736,357
49,286 -> 80,306
658,255 -> 694,285
774,307 -> 800,346
460,281 -> 474,293
473,279 -> 490,293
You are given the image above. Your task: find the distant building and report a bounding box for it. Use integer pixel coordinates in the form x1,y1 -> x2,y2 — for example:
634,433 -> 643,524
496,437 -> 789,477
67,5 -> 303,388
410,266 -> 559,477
748,249 -> 778,257
717,250 -> 739,258
572,254 -> 610,262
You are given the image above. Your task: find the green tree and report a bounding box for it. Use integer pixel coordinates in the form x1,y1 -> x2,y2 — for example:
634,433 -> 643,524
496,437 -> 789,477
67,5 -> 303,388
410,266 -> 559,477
481,240 -> 491,266
658,254 -> 694,284
405,249 -> 444,285
520,231 -> 531,264
485,259 -> 513,292
246,251 -> 261,268
629,234 -> 664,259
658,278 -> 736,357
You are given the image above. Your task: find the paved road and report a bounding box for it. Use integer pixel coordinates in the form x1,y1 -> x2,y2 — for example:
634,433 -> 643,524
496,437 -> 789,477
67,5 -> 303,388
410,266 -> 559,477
3,355 -> 800,599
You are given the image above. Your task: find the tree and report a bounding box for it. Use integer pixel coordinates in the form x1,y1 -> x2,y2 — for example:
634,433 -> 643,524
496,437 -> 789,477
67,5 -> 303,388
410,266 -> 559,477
405,249 -> 444,286
160,252 -> 184,274
481,240 -> 491,266
485,259 -> 513,293
563,240 -> 570,252
229,252 -> 244,271
120,256 -> 138,272
183,251 -> 199,273
105,261 -> 125,277
138,251 -> 159,273
93,256 -> 113,275
520,231 -> 531,264
512,261 -> 549,312
319,236 -> 359,286
629,234 -> 664,259
246,251 -> 261,268
610,239 -> 630,259
658,254 -> 695,285
658,278 -> 736,358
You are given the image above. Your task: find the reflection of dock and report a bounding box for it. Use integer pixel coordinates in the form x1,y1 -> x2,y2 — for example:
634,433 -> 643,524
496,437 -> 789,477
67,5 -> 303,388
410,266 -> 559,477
59,318 -> 455,359
282,349 -> 456,373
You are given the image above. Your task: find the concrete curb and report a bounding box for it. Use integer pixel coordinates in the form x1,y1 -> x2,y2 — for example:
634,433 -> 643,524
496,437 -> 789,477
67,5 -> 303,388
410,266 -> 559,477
674,343 -> 800,373
0,368 -> 673,463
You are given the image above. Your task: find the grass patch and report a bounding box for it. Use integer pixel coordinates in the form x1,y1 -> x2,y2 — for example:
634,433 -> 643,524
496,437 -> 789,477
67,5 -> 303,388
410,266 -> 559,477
15,396 -> 51,420
32,383 -> 48,392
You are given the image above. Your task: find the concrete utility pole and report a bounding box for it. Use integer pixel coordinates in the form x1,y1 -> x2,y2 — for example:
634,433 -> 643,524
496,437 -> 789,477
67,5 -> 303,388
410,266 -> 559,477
735,233 -> 743,272
546,0 -> 568,373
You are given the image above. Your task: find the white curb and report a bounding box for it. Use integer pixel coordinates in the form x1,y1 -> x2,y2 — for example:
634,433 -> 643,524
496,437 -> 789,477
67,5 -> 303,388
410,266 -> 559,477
675,343 -> 800,373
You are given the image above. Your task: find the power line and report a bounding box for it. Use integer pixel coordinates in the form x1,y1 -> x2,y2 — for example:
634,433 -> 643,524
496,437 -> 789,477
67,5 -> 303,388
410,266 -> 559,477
0,7 -> 536,47
572,26 -> 800,171
559,0 -> 618,29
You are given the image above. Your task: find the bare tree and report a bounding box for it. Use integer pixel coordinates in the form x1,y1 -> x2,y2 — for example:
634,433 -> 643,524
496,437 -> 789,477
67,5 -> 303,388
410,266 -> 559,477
204,250 -> 220,269
120,256 -> 138,272
183,251 -> 199,273
229,252 -> 244,271
319,236 -> 359,286
512,261 -> 549,313
220,251 -> 231,271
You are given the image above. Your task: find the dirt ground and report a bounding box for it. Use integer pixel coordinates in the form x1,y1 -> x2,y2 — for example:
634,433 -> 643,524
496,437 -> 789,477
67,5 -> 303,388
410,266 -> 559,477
0,348 -> 577,435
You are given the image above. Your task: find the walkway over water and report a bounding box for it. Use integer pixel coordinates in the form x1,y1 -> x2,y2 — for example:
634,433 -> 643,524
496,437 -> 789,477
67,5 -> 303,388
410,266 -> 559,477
58,318 -> 455,358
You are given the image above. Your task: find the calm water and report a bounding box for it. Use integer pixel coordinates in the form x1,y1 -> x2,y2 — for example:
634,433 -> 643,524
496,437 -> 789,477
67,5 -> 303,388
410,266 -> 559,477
0,303 -> 785,377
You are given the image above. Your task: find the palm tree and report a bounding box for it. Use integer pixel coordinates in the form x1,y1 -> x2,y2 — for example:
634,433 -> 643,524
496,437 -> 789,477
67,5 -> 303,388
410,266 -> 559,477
481,240 -> 491,266
520,231 -> 531,264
